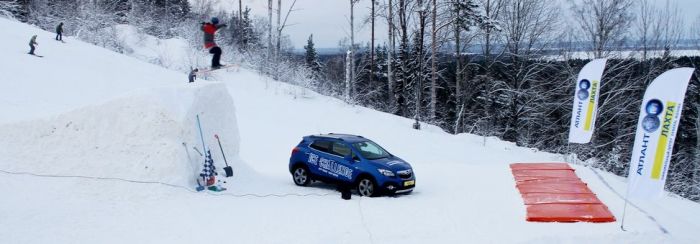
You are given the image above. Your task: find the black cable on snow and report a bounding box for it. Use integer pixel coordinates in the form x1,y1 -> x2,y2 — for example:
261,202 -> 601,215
587,167 -> 670,234
0,169 -> 334,198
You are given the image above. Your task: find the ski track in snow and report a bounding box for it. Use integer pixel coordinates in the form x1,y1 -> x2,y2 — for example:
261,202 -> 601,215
0,19 -> 699,244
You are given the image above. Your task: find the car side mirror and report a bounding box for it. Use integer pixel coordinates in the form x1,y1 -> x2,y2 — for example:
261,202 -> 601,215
344,155 -> 353,162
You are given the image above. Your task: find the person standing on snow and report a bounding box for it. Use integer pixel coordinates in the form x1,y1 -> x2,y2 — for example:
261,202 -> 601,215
201,17 -> 227,69
188,68 -> 198,83
28,35 -> 38,55
55,22 -> 64,41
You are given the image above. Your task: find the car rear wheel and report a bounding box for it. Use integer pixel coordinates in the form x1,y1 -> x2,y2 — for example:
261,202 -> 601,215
357,177 -> 377,197
292,166 -> 310,186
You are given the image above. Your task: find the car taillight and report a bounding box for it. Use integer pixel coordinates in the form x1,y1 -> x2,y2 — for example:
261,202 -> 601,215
291,147 -> 300,155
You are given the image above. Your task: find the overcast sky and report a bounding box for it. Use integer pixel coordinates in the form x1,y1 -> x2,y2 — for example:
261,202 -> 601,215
210,0 -> 700,49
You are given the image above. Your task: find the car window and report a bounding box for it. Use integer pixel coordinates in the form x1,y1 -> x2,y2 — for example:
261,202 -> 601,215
352,141 -> 390,160
351,151 -> 360,161
331,142 -> 351,157
310,140 -> 331,153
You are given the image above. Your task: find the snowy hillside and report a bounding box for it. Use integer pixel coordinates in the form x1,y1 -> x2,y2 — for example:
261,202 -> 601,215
1,19 -> 699,244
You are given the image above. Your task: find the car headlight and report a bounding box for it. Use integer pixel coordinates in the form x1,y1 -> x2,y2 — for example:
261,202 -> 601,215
377,168 -> 395,177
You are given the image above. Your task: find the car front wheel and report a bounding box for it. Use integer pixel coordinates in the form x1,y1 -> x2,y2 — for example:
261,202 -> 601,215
357,177 -> 377,197
292,166 -> 311,186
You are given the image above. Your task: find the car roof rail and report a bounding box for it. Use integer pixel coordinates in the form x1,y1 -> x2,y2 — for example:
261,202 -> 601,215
309,133 -> 366,142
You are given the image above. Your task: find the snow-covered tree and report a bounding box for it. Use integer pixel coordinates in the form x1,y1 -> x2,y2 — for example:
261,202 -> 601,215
570,0 -> 634,58
223,6 -> 258,51
0,0 -> 22,19
494,0 -> 560,142
393,0 -> 411,116
386,0 -> 395,111
348,0 -> 361,101
304,34 -> 322,78
453,0 -> 498,133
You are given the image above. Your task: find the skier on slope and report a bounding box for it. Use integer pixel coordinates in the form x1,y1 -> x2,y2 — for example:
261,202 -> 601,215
55,22 -> 64,41
28,35 -> 38,55
201,17 -> 227,69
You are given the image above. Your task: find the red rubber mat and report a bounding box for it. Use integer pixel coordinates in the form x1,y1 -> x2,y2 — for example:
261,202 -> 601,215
515,178 -> 584,184
521,193 -> 602,205
526,204 -> 616,223
516,182 -> 593,194
510,163 -> 616,223
510,163 -> 573,170
512,169 -> 579,179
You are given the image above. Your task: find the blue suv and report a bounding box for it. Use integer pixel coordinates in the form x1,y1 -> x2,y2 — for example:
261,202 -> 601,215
289,134 -> 415,197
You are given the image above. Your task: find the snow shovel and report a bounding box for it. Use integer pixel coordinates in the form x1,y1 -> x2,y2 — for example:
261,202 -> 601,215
183,142 -> 205,192
196,176 -> 206,192
214,134 -> 233,177
195,176 -> 205,191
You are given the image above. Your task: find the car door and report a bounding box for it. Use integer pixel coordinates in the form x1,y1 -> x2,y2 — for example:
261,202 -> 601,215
307,139 -> 332,177
327,141 -> 358,183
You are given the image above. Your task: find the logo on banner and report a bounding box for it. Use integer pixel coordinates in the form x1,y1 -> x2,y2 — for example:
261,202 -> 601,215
642,99 -> 663,133
573,79 -> 598,130
636,99 -> 664,176
577,79 -> 591,100
573,79 -> 590,128
634,98 -> 677,180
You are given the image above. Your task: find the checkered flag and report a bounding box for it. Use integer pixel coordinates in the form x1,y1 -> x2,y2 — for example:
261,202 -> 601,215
200,149 -> 217,186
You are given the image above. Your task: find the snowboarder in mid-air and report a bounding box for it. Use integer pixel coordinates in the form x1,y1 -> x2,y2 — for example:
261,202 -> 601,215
201,17 -> 227,69
28,35 -> 38,55
55,22 -> 64,41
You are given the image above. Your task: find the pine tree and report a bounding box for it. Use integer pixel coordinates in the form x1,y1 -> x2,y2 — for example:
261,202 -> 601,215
394,39 -> 410,117
236,7 -> 257,50
451,0 -> 497,133
375,45 -> 388,84
452,0 -> 487,31
406,32 -> 430,119
372,44 -> 390,111
304,34 -> 321,78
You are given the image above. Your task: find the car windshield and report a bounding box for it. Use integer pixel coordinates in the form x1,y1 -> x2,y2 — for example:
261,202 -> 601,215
352,141 -> 390,160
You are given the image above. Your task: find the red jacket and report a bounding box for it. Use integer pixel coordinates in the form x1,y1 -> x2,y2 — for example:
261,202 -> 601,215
202,23 -> 223,49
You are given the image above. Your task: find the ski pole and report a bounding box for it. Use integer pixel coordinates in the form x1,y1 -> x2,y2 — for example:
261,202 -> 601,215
182,142 -> 194,163
214,134 -> 230,167
196,114 -> 206,151
192,146 -> 204,156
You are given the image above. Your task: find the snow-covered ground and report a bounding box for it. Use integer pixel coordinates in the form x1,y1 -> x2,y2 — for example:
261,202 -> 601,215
1,19 -> 699,243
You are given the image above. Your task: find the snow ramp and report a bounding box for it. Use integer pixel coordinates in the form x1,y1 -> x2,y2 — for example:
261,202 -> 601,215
0,18 -> 258,190
0,82 -> 252,187
510,163 -> 616,223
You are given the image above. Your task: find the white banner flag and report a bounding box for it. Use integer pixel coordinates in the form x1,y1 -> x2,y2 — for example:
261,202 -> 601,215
569,59 -> 607,143
627,68 -> 695,199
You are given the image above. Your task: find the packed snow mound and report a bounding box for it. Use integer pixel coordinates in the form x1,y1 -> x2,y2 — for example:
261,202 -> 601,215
0,18 -> 250,187
0,82 -> 245,186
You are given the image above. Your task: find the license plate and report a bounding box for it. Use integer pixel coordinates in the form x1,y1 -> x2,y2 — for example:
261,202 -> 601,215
403,180 -> 415,187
